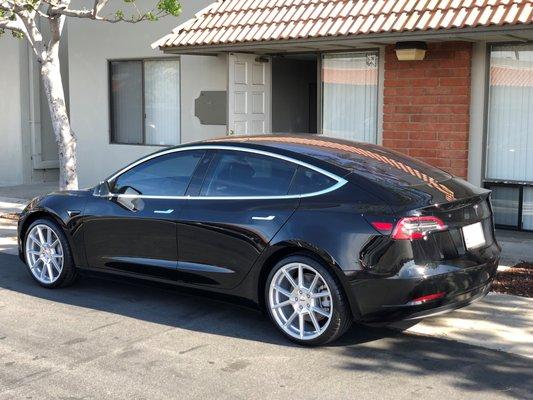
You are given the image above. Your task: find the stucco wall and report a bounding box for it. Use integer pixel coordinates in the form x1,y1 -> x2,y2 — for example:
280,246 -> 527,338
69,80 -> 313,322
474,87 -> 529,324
67,0 -> 227,187
0,38 -> 24,186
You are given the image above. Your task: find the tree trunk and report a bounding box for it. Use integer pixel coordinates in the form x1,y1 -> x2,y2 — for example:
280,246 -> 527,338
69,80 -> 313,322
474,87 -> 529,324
40,56 -> 78,190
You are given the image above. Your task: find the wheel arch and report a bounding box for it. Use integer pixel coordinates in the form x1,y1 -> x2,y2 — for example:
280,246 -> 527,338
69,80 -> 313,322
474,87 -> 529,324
255,242 -> 361,320
19,210 -> 81,265
20,210 -> 65,239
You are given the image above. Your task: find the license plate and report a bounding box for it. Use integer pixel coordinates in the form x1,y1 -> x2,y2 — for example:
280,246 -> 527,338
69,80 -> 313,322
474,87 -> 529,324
462,222 -> 486,250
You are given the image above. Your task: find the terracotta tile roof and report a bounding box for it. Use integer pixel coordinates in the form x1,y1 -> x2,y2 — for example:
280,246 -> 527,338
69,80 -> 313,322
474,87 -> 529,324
153,0 -> 533,50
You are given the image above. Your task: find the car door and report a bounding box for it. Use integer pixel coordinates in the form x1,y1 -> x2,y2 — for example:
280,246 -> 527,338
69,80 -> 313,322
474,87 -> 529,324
177,149 -> 300,289
82,149 -> 206,280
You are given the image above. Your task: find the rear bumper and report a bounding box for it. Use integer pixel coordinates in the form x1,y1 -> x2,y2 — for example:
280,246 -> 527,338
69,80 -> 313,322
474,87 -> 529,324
350,258 -> 499,323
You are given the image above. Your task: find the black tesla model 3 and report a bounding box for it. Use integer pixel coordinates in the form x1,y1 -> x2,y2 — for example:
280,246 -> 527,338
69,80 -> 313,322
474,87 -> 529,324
18,135 -> 501,345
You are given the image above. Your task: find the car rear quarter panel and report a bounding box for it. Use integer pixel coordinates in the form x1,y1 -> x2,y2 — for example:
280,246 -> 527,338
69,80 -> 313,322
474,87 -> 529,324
244,183 -> 394,316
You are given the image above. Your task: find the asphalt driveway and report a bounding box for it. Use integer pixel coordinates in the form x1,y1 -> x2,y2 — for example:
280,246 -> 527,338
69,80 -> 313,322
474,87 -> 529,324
0,252 -> 531,400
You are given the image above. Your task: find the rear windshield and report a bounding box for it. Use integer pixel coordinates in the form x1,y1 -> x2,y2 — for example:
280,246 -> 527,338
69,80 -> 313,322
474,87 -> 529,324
278,140 -> 452,187
213,136 -> 452,188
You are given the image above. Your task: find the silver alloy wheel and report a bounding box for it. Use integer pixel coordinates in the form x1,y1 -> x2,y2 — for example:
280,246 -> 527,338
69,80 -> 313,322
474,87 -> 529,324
268,262 -> 333,340
25,224 -> 64,285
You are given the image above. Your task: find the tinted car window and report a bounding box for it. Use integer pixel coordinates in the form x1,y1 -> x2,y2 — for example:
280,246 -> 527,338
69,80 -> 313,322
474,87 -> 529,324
112,150 -> 204,196
224,136 -> 451,187
201,151 -> 297,197
288,166 -> 337,195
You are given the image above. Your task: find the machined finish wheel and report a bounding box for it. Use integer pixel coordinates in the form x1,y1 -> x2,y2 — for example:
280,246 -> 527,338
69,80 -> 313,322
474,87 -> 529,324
23,219 -> 78,288
25,224 -> 64,284
268,262 -> 335,341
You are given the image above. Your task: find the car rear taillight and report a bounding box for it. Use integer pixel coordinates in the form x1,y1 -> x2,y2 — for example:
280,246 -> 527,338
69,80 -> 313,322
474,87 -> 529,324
406,291 -> 446,306
391,216 -> 446,240
370,221 -> 394,232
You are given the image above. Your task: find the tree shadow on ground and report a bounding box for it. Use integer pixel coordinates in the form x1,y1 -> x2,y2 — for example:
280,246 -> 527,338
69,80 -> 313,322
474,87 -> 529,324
0,252 -> 531,399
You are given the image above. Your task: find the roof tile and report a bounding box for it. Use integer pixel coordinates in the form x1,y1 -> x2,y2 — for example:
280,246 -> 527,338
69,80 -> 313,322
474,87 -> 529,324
153,0 -> 533,49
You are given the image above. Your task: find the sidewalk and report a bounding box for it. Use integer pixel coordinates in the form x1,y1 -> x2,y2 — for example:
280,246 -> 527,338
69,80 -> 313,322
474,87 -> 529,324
401,293 -> 533,358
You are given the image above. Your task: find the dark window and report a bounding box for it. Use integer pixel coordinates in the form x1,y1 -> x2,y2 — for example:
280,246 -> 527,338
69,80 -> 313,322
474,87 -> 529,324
112,150 -> 204,196
200,151 -> 297,197
288,166 -> 336,195
109,59 -> 181,146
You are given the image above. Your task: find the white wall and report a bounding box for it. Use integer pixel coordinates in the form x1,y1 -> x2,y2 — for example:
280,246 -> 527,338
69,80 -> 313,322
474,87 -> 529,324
67,0 -> 227,187
0,38 -> 24,186
468,42 -> 487,187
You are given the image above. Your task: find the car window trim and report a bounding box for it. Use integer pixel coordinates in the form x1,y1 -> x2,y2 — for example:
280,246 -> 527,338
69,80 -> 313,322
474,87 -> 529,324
102,145 -> 348,200
109,149 -> 207,197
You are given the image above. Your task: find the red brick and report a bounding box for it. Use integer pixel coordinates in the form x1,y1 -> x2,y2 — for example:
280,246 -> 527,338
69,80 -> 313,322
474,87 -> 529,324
440,77 -> 470,87
438,95 -> 470,105
437,114 -> 469,123
425,68 -> 470,78
409,131 -> 437,140
383,41 -> 472,178
410,140 -> 438,148
411,96 -> 439,105
409,149 -> 437,158
384,113 -> 410,123
410,114 -> 435,123
384,96 -> 412,105
411,78 -> 440,87
438,132 -> 468,141
449,141 -> 469,150
431,158 -> 452,168
439,150 -> 468,160
383,138 -> 410,149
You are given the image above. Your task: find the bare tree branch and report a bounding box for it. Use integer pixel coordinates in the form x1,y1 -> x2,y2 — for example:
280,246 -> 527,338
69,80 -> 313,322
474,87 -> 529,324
17,10 -> 47,62
0,17 -> 24,33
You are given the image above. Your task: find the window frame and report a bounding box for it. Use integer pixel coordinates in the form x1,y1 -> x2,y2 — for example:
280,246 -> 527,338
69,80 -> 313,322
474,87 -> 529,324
102,146 -> 347,200
108,57 -> 182,147
482,41 -> 533,232
319,49 -> 380,143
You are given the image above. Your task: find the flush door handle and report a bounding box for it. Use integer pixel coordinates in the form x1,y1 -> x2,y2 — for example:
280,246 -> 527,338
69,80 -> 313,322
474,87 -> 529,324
252,215 -> 276,221
154,209 -> 174,214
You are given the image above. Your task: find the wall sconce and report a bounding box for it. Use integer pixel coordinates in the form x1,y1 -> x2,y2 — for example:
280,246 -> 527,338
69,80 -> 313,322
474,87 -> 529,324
395,41 -> 428,61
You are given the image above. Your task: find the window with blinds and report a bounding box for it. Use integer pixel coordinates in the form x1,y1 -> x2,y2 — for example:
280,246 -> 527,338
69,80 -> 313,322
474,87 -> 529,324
110,59 -> 181,146
321,51 -> 379,143
486,44 -> 533,182
486,44 -> 533,230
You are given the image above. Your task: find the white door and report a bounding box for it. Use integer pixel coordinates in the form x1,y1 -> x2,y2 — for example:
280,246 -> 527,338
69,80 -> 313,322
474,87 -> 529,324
228,53 -> 271,135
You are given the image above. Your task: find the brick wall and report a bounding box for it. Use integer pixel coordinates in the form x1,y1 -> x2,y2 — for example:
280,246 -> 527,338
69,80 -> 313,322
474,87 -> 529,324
383,42 -> 472,178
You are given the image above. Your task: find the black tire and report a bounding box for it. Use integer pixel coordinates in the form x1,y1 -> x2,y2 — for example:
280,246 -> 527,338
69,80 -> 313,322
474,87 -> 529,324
265,254 -> 352,346
23,218 -> 78,288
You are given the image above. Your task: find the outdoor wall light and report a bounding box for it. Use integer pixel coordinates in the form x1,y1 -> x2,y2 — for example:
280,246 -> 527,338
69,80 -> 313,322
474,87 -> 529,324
395,41 -> 428,61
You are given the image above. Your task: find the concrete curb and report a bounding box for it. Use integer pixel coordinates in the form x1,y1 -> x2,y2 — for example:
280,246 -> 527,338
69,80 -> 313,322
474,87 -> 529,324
402,292 -> 533,358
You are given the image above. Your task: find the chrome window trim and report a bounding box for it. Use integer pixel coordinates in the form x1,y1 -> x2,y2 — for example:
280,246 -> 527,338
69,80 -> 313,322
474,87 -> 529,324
104,145 -> 348,200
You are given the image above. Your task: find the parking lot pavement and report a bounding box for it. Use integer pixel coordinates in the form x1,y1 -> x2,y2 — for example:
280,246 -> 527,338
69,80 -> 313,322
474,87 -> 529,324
0,253 -> 531,400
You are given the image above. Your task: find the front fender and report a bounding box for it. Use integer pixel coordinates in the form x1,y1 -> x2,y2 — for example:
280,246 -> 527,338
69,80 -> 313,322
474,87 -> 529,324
18,191 -> 90,267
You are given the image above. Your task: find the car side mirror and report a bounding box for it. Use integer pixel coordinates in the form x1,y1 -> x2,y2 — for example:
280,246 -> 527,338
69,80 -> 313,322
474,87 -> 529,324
94,181 -> 112,197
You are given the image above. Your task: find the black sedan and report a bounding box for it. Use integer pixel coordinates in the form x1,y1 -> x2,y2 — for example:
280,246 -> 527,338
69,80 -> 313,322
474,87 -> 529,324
18,135 -> 501,345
